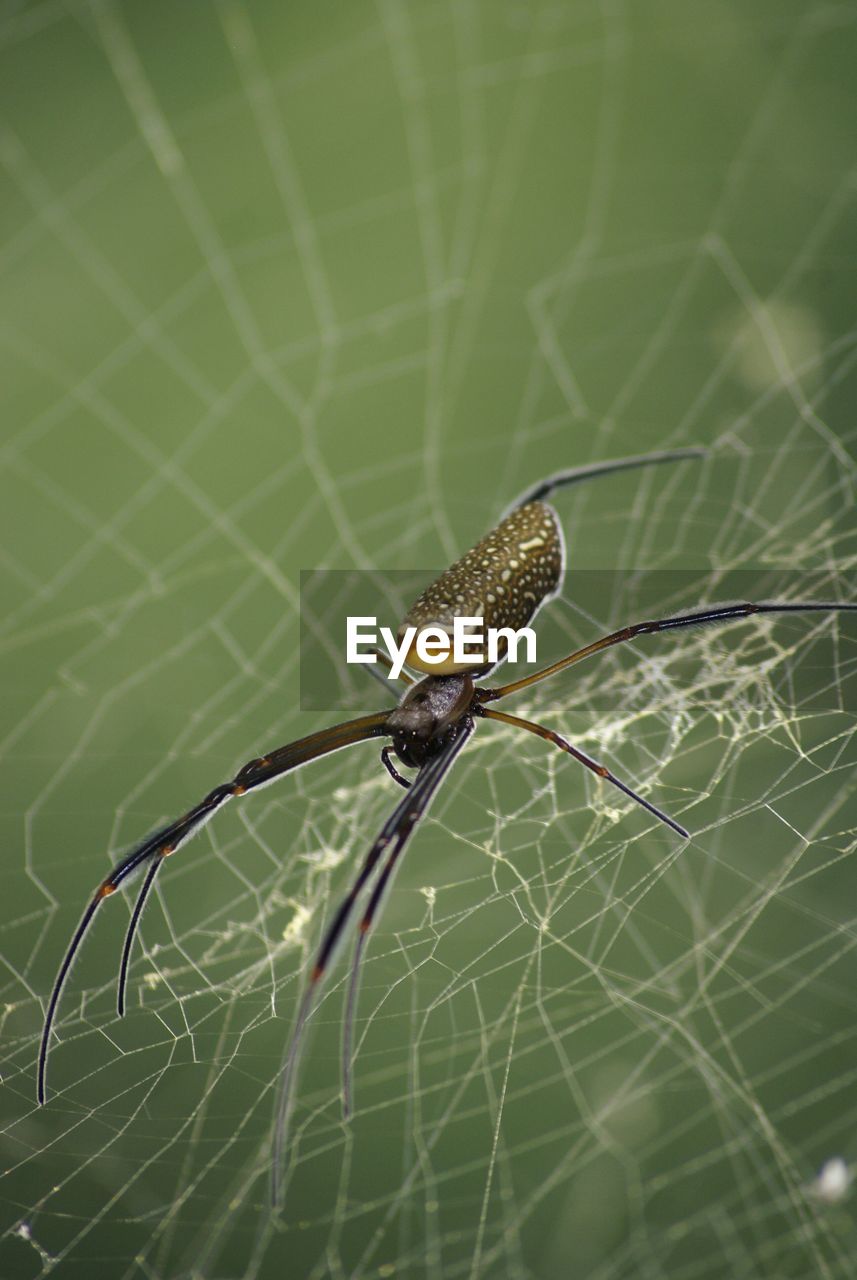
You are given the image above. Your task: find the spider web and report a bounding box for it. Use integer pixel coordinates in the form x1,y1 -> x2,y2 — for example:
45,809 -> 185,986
2,2 -> 857,1277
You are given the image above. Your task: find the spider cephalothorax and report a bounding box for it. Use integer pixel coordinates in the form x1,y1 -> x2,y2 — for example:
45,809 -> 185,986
387,673 -> 475,767
35,446 -> 857,1209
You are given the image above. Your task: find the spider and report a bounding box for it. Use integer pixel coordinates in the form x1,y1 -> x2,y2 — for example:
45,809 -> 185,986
37,448 -> 857,1207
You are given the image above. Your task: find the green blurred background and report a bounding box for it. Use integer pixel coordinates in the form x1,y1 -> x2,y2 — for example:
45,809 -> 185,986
2,2 -> 857,1277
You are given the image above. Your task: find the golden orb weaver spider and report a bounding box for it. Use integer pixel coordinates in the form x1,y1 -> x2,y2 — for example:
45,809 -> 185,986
36,448 -> 857,1206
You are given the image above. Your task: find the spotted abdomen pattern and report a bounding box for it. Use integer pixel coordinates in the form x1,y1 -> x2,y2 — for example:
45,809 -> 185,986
398,501 -> 564,673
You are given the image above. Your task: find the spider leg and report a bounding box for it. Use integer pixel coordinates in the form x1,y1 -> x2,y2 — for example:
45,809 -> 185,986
271,721 -> 473,1206
482,601 -> 857,702
381,745 -> 411,790
360,647 -> 415,694
117,855 -> 162,1017
375,646 -> 415,684
340,722 -> 473,1122
341,928 -> 368,1121
37,710 -> 391,1106
511,447 -> 705,510
478,706 -> 688,837
360,660 -> 398,694
271,809 -> 418,1203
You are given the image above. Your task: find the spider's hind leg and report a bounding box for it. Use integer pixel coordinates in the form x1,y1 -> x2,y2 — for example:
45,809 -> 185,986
358,648 -> 415,697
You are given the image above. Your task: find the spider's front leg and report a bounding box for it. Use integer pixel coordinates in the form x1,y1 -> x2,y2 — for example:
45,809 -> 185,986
270,721 -> 473,1206
483,601 -> 857,701
37,711 -> 392,1106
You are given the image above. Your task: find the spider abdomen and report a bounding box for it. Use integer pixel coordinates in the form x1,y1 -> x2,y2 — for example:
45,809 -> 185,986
398,500 -> 564,674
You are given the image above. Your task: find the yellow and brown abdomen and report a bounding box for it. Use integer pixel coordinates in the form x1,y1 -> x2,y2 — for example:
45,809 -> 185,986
398,501 -> 564,674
